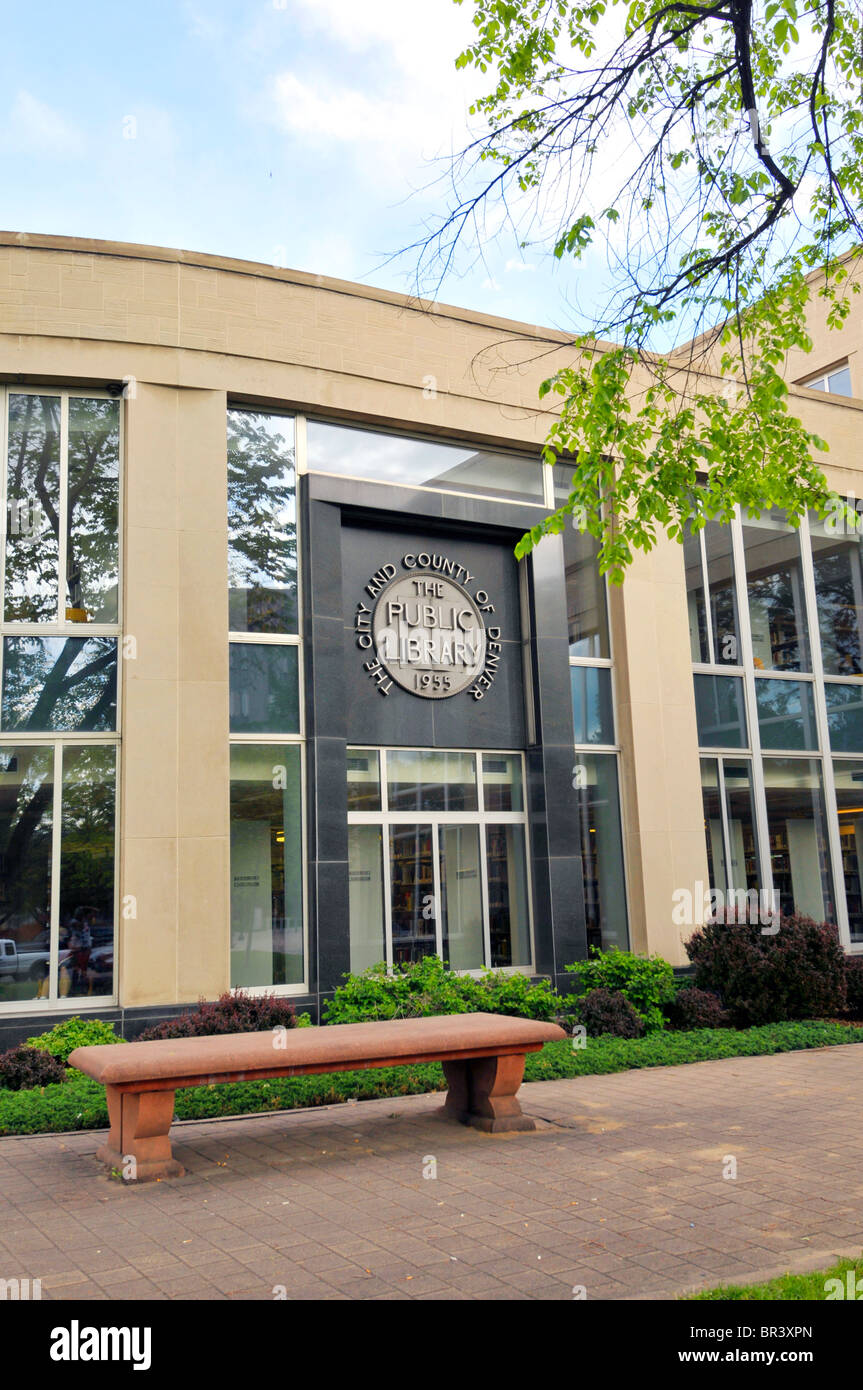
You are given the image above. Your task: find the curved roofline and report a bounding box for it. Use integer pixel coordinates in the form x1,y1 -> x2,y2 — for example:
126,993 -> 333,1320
0,228 -> 578,347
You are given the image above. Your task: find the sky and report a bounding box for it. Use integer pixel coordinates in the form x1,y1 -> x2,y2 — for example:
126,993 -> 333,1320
0,0 -> 599,333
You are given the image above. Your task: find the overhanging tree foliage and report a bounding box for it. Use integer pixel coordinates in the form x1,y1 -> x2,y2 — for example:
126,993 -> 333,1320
418,0 -> 863,578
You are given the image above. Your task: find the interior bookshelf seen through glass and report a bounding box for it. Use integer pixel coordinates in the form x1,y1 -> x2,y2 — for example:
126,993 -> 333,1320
346,748 -> 532,973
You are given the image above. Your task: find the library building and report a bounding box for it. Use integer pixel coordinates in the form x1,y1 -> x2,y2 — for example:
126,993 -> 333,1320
0,231 -> 862,1043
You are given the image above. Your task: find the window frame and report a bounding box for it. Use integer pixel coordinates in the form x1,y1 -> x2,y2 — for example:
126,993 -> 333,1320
228,406 -> 308,996
347,746 -> 535,976
0,383 -> 122,1013
691,503 -> 863,949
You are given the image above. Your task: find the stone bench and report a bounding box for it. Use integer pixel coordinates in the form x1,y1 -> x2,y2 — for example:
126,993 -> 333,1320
69,1011 -> 566,1182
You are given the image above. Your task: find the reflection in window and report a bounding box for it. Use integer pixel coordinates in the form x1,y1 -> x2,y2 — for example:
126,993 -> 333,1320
833,759 -> 863,943
481,753 -> 523,811
229,643 -> 299,734
1,637 -> 117,732
700,757 -> 760,897
741,510 -> 809,671
4,394 -> 61,622
66,398 -> 120,623
694,674 -> 748,748
755,678 -> 818,751
307,420 -> 544,504
574,753 -> 628,951
0,746 -> 53,1005
563,522 -> 610,659
387,750 -> 477,812
571,666 -> 614,744
228,410 -> 297,634
809,512 -> 863,675
685,520 -> 740,665
824,682 -> 863,753
230,744 -> 304,988
59,746 -> 116,999
347,749 -> 381,811
762,757 -> 834,922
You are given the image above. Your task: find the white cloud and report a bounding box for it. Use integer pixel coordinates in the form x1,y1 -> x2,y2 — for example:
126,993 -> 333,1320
505,258 -> 537,274
1,91 -> 84,156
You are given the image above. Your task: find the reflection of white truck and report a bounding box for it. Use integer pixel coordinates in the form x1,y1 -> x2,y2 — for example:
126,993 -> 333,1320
0,938 -> 51,981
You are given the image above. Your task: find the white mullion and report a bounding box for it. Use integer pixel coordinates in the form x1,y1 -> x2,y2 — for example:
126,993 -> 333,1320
799,510 -> 849,944
48,743 -> 63,1002
716,758 -> 733,893
432,824 -> 444,960
57,395 -> 69,625
731,509 -> 774,905
294,414 -> 307,476
478,818 -> 493,969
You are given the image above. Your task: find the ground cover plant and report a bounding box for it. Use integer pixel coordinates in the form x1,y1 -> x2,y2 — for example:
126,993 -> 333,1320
685,1253 -> 863,1300
3,1020 -> 862,1136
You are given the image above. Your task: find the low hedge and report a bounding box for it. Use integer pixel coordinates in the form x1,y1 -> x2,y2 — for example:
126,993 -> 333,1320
3,1020 -> 862,1137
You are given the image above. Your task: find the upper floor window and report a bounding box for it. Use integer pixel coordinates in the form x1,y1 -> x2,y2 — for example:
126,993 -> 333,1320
4,392 -> 120,626
227,408 -> 297,635
801,364 -> 853,397
306,420 -> 544,505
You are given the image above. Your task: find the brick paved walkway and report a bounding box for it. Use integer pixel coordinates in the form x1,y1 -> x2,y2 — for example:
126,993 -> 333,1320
3,1043 -> 863,1301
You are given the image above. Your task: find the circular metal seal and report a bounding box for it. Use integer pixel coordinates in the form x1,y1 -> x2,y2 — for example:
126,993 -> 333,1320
371,569 -> 487,698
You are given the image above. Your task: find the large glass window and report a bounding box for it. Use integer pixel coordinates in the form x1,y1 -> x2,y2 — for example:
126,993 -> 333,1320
762,757 -> 834,923
4,393 -> 119,626
307,421 -> 544,504
700,757 -> 761,897
685,519 -> 740,665
227,410 -> 297,634
228,408 -> 305,991
0,744 -> 116,1007
694,674 -> 748,748
809,512 -> 863,676
562,522 -> 610,659
574,753 -> 628,951
0,388 -> 120,1013
347,748 -> 532,973
741,509 -> 810,672
833,760 -> 863,943
229,744 -> 304,989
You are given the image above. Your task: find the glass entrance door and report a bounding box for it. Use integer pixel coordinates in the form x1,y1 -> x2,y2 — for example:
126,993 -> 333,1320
346,747 -> 533,974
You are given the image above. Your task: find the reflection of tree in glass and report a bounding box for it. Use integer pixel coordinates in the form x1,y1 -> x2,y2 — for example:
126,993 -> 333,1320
0,748 -> 53,935
2,637 -> 116,732
59,746 -> 115,932
67,399 -> 120,622
228,411 -> 297,634
812,549 -> 863,675
4,395 -> 61,621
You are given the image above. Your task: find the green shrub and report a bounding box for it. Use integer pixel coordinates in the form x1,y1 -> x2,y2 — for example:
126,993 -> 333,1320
26,1016 -> 123,1065
574,987 -> 644,1038
686,914 -> 847,1026
564,948 -> 676,1031
323,956 -> 562,1024
4,1021 -> 863,1136
0,1044 -> 67,1090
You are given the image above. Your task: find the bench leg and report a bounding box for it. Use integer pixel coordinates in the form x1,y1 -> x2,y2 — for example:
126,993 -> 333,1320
96,1086 -> 185,1182
442,1054 -> 536,1133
